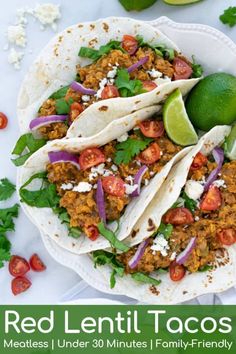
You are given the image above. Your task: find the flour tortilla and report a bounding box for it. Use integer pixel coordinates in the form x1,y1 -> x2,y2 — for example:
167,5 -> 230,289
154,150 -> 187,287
17,16 -> 199,137
17,105 -> 191,255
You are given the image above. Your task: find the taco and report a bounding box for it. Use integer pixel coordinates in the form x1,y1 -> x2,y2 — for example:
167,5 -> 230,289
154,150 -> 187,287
17,17 -> 200,144
18,105 -> 193,255
88,125 -> 236,303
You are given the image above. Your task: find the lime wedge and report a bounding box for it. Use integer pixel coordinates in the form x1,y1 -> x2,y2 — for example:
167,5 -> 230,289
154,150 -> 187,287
163,0 -> 201,4
163,89 -> 198,146
225,124 -> 236,160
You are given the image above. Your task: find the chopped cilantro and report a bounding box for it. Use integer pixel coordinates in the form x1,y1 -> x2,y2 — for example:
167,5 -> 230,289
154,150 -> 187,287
98,222 -> 129,252
182,191 -> 197,214
131,272 -> 161,286
198,265 -> 213,272
115,68 -> 145,97
156,222 -> 173,240
53,207 -> 81,239
0,178 -> 16,201
191,56 -> 203,78
55,98 -> 74,115
12,133 -> 46,167
50,85 -> 69,99
79,40 -> 123,61
0,234 -> 11,268
220,6 -> 236,27
136,35 -> 175,60
0,204 -> 19,234
114,136 -> 153,165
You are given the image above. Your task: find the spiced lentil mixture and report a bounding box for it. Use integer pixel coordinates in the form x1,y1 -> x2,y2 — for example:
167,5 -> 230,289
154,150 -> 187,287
32,34 -> 197,140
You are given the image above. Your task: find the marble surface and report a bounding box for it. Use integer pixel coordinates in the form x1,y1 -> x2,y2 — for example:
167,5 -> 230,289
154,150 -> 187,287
0,0 -> 235,304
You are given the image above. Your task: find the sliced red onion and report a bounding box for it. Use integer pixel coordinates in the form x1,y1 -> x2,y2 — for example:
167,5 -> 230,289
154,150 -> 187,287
96,179 -> 106,223
127,56 -> 149,74
176,237 -> 196,265
128,238 -> 149,269
48,151 -> 80,169
130,165 -> 148,197
204,147 -> 224,191
70,81 -> 96,95
29,115 -> 68,130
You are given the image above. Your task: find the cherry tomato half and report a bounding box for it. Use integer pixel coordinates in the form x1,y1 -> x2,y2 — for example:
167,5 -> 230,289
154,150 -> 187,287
102,176 -> 125,197
85,225 -> 99,241
101,85 -> 120,100
122,35 -> 138,55
139,120 -> 164,138
29,254 -> 46,272
0,112 -> 8,129
199,186 -> 222,211
142,81 -> 157,92
9,255 -> 30,277
190,152 -> 208,171
162,207 -> 194,225
79,148 -> 106,170
138,142 -> 161,165
69,102 -> 84,123
169,262 -> 186,282
217,228 -> 236,246
173,57 -> 193,81
11,276 -> 32,296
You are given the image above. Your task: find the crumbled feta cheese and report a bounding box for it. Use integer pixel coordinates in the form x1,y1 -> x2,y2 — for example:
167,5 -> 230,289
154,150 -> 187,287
81,95 -> 90,102
93,184 -> 97,189
8,48 -> 24,69
107,158 -> 112,163
195,216 -> 200,221
107,66 -> 117,79
150,171 -> 155,177
151,235 -> 170,257
91,163 -> 106,175
184,180 -> 204,201
7,25 -> 26,47
61,182 -> 73,190
111,164 -> 118,172
95,78 -> 108,99
73,182 -> 92,193
34,3 -> 61,30
213,179 -> 227,188
144,179 -> 149,186
103,170 -> 113,177
147,68 -> 163,79
125,176 -> 134,185
117,132 -> 128,142
170,252 -> 177,261
124,184 -> 138,195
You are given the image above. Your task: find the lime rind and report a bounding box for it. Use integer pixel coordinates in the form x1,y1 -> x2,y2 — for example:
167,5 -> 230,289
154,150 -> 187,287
163,89 -> 198,146
163,0 -> 201,5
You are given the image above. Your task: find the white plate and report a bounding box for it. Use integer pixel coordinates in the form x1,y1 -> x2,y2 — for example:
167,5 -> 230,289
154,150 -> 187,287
25,17 -> 236,304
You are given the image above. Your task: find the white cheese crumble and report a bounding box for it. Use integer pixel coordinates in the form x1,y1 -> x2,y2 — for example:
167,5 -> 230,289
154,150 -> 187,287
212,179 -> 227,188
107,158 -> 112,163
95,78 -> 108,99
184,180 -> 204,201
195,216 -> 200,221
34,3 -> 61,30
8,48 -> 24,70
89,163 -> 112,180
111,164 -> 118,172
124,184 -> 138,195
117,132 -> 128,142
151,235 -> 170,257
81,95 -> 90,102
144,179 -> 149,186
147,68 -> 163,79
61,182 -> 73,190
107,66 -> 117,79
73,182 -> 92,193
7,25 -> 26,47
170,252 -> 177,261
125,176 -> 134,185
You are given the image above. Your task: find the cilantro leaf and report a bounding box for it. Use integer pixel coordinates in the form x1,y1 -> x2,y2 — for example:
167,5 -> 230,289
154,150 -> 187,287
79,40 -> 123,61
0,204 -> 19,233
115,68 -> 145,97
0,178 -> 16,201
182,191 -> 197,214
12,133 -> 46,167
55,98 -> 73,114
114,137 -> 153,165
0,234 -> 11,268
198,265 -> 213,272
20,172 -> 60,208
53,207 -> 81,238
131,272 -> 161,286
136,35 -> 175,60
50,85 -> 69,99
220,6 -> 236,27
97,222 -> 129,252
119,0 -> 157,12
191,56 -> 203,78
93,250 -> 125,289
156,222 -> 173,240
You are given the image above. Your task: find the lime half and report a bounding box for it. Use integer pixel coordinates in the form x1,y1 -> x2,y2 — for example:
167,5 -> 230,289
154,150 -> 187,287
163,89 -> 198,146
225,124 -> 236,160
163,0 -> 201,4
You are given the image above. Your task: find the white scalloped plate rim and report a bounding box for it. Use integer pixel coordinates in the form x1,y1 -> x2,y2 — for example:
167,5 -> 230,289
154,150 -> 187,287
32,17 -> 236,304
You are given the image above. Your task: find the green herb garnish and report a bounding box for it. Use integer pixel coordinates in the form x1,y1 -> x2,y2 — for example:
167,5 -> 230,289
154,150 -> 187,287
50,85 -> 69,99
0,204 -> 19,234
156,222 -> 173,240
55,98 -> 74,115
136,35 -> 175,60
12,133 -> 46,167
0,178 -> 16,201
131,272 -> 161,286
53,207 -> 81,239
98,222 -> 129,252
182,191 -> 197,214
220,6 -> 236,27
115,68 -> 145,97
79,40 -> 123,61
191,56 -> 203,78
198,265 -> 213,272
114,136 -> 153,165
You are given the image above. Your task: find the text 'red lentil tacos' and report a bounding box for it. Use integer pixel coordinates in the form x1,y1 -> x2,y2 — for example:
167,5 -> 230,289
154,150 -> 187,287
15,17 -> 200,165
87,125 -> 236,303
18,105 -> 194,255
